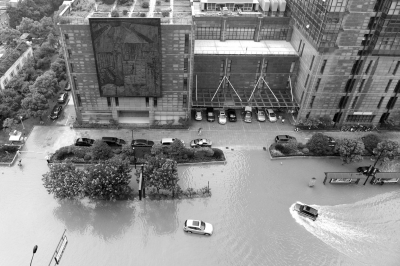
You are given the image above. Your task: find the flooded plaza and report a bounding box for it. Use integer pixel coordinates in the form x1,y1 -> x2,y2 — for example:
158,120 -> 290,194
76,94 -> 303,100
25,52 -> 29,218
1,144 -> 400,266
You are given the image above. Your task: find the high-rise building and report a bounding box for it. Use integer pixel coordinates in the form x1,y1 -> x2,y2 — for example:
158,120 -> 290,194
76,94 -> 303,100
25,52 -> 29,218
58,0 -> 400,126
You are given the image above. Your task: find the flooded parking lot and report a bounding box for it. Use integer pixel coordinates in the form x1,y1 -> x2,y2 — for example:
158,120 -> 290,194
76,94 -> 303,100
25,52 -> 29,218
1,141 -> 400,265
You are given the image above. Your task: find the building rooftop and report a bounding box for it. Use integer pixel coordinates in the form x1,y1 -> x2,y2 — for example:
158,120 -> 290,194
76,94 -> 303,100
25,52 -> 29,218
58,0 -> 192,25
0,42 -> 30,76
194,40 -> 297,55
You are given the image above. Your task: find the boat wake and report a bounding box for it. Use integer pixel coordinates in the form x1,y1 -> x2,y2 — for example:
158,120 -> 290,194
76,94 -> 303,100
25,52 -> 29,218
290,192 -> 400,265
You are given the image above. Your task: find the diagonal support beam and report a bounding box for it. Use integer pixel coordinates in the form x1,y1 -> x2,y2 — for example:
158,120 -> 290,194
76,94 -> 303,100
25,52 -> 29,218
211,76 -> 226,102
225,77 -> 242,102
261,77 -> 278,102
288,75 -> 294,102
248,76 -> 261,103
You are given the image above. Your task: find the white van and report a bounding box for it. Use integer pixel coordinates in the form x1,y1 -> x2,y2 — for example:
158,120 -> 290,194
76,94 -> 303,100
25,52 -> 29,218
266,109 -> 277,122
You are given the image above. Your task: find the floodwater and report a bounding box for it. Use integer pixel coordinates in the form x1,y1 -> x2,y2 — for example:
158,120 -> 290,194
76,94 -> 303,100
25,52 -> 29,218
1,148 -> 400,266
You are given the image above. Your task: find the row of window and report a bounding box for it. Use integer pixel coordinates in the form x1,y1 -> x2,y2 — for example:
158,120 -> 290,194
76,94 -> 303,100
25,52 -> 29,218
308,95 -> 398,110
2,62 -> 22,88
196,27 -> 289,40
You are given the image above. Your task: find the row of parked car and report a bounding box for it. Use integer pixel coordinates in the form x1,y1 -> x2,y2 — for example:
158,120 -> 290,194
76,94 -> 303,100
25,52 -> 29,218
75,137 -> 213,148
50,91 -> 69,120
195,107 -> 278,124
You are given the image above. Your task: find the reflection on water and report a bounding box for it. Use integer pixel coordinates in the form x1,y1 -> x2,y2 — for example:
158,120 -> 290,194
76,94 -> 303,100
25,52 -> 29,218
290,192 -> 400,265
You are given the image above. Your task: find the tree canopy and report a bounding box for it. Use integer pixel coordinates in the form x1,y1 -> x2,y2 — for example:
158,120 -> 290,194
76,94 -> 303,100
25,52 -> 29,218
362,134 -> 381,155
16,17 -> 54,39
337,138 -> 364,164
30,70 -> 59,99
306,133 -> 331,155
0,27 -> 21,47
21,92 -> 49,118
373,140 -> 400,167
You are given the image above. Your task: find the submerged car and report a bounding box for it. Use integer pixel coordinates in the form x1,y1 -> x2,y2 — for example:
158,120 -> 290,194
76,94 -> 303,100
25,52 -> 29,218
243,106 -> 252,123
57,92 -> 68,104
293,203 -> 318,221
75,138 -> 95,147
183,219 -> 213,236
190,138 -> 212,148
275,135 -> 296,143
327,136 -> 336,147
218,110 -> 227,125
227,109 -> 237,122
206,107 -> 215,122
266,109 -> 277,122
102,137 -> 126,146
357,166 -> 379,175
161,138 -> 184,145
255,107 -> 266,122
49,105 -> 62,120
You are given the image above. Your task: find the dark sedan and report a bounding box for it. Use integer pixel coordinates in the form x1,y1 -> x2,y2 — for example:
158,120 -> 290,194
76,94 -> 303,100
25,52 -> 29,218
102,137 -> 126,146
227,109 -> 237,122
75,138 -> 95,147
50,105 -> 63,120
131,139 -> 155,147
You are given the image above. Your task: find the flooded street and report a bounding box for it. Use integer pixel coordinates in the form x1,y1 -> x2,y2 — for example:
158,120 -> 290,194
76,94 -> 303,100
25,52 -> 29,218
1,128 -> 400,265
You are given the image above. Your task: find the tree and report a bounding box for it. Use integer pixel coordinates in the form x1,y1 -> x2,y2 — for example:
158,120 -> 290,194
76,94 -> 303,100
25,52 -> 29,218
91,140 -> 114,160
362,134 -> 381,155
42,163 -> 85,199
138,156 -> 179,195
21,92 -> 49,118
47,32 -> 58,47
0,27 -> 21,47
30,70 -> 59,98
83,159 -> 132,201
0,89 -> 24,118
2,118 -> 17,132
35,42 -> 55,60
306,133 -> 331,155
50,58 -> 66,81
372,140 -> 400,167
337,138 -> 364,164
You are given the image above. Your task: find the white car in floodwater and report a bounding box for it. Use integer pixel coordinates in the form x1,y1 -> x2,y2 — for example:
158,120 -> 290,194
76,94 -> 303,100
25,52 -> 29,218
183,220 -> 213,236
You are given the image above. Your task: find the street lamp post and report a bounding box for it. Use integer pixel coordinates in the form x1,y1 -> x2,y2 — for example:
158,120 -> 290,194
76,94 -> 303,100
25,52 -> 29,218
132,147 -> 136,169
30,245 -> 38,266
20,116 -> 25,129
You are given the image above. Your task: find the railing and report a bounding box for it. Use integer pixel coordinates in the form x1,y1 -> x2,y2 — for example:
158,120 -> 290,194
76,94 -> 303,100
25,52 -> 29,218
194,50 -> 298,55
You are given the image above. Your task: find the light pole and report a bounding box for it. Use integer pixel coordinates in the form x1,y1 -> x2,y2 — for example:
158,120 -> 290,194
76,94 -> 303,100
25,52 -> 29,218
30,245 -> 38,266
20,116 -> 25,129
132,147 -> 136,169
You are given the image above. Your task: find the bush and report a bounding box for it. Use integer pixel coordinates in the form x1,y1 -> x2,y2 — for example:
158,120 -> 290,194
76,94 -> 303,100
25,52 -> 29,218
123,9 -> 128,15
140,12 -> 146,17
142,2 -> 149,8
194,147 -> 214,158
53,146 -> 74,160
0,145 -> 19,153
297,142 -> 306,149
156,0 -> 161,5
270,150 -> 283,157
302,148 -> 309,154
71,146 -> 87,158
84,154 -> 91,161
362,134 -> 381,155
282,140 -> 298,155
275,144 -> 285,153
91,141 -> 113,160
212,148 -> 224,159
306,133 -> 331,155
162,10 -> 170,17
111,10 -> 119,17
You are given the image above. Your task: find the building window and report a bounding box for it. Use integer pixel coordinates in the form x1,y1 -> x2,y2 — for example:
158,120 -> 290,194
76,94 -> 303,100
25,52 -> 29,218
107,97 -> 111,107
73,76 -> 78,90
394,80 -> 400,93
196,27 -> 221,40
309,96 -> 315,108
386,96 -> 397,109
338,96 -> 349,108
184,58 -> 188,73
304,74 -> 310,87
70,63 -> 74,73
64,33 -> 69,40
298,40 -> 302,52
300,43 -> 305,57
358,79 -> 366,92
346,115 -> 375,123
184,34 -> 189,54
300,91 -> 304,103
365,60 -> 373,74
309,55 -> 315,70
76,94 -> 82,107
67,49 -> 72,59
351,96 -> 358,109
183,78 -> 188,90
226,27 -> 255,40
145,97 -> 149,107
344,79 -> 356,93
115,97 -> 119,106
183,94 -> 187,107
306,112 -> 311,119
315,78 -> 321,91
153,97 -> 157,107
320,60 -> 327,74
10,72 -> 14,78
290,61 -> 295,73
385,79 -> 392,92
377,97 -> 384,108
259,26 -> 289,40
393,61 -> 400,75
333,112 -> 342,123
351,60 -> 363,75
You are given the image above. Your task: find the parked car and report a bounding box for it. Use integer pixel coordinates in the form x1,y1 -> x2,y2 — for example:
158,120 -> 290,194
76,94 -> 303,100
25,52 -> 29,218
101,137 -> 126,146
327,136 -> 336,147
190,138 -> 212,148
131,139 -> 155,147
161,138 -> 184,145
293,203 -> 318,221
243,106 -> 252,123
183,219 -> 213,236
195,110 -> 202,121
227,109 -> 237,122
49,105 -> 63,120
255,107 -> 266,122
206,107 -> 215,122
266,109 -> 277,122
57,92 -> 68,104
275,135 -> 296,143
64,81 -> 71,91
357,166 -> 379,175
75,138 -> 95,147
218,110 -> 227,125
